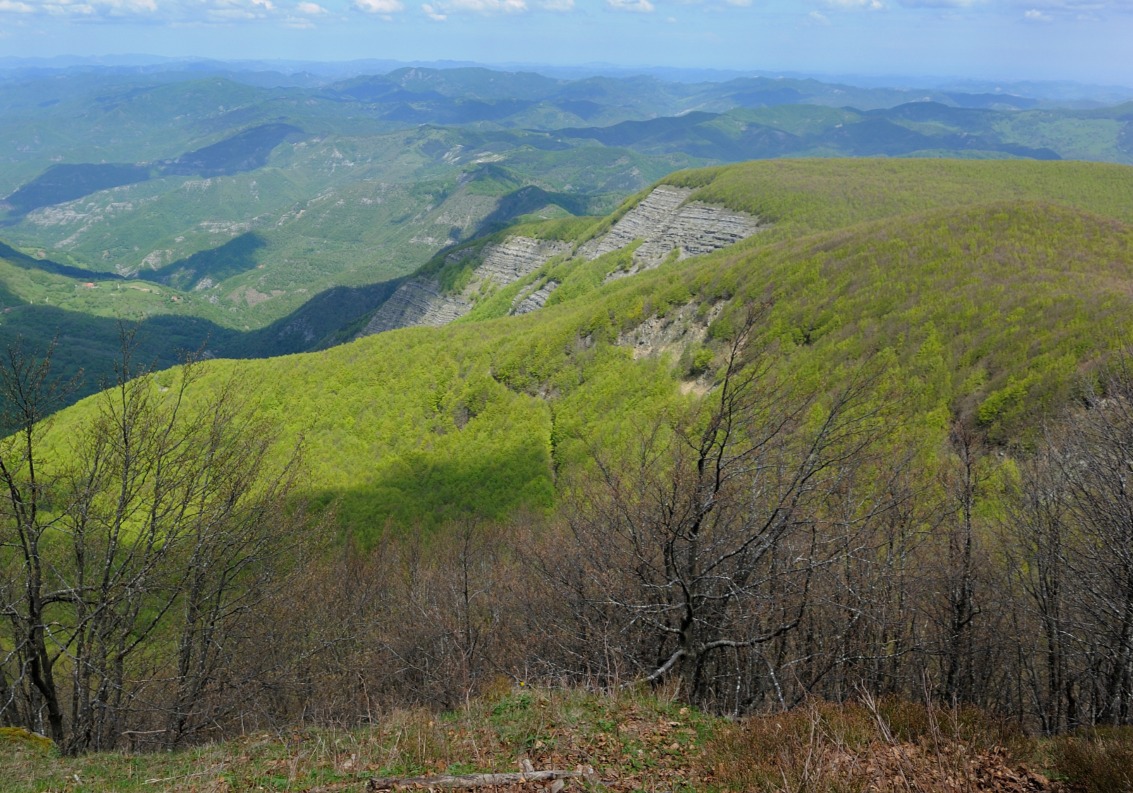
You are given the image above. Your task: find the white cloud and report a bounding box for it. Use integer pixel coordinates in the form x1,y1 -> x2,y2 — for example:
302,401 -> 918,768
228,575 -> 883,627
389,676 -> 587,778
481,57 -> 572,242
201,0 -> 279,20
417,0 -> 526,16
103,0 -> 155,10
446,0 -> 526,11
918,0 -> 1119,10
34,0 -> 165,16
607,0 -> 654,11
295,0 -> 326,12
808,9 -> 832,22
353,0 -> 404,11
539,0 -> 573,10
898,0 -> 981,7
826,0 -> 885,9
0,0 -> 35,11
1014,0 -> 1121,13
1006,0 -> 1120,19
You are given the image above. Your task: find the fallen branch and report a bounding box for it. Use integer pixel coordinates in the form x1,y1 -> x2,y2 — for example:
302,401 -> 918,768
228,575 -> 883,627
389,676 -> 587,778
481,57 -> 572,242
365,766 -> 598,790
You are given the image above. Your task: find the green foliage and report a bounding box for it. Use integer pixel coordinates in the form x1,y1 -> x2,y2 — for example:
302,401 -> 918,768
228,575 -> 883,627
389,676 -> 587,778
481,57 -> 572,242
3,67 -> 1132,408
669,159 -> 1133,231
0,728 -> 54,753
28,158 -> 1133,537
687,345 -> 715,376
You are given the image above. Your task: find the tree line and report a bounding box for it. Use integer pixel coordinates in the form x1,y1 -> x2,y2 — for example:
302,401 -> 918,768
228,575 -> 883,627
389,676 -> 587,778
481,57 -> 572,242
3,319 -> 1133,754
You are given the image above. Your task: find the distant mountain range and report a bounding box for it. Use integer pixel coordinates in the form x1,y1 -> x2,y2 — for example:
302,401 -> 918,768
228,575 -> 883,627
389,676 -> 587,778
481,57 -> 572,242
2,61 -> 1132,403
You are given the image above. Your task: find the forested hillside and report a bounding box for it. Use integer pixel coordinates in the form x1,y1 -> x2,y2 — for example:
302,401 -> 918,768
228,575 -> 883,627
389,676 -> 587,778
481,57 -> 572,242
4,158 -> 1133,793
2,63 -> 1133,405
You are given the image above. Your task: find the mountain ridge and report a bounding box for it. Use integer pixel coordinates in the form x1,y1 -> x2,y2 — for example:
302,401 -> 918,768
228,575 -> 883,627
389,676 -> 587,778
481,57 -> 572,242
32,158 -> 1133,537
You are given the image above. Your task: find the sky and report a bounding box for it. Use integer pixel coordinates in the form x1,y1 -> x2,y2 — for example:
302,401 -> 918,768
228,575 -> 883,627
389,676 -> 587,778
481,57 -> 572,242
0,0 -> 1130,87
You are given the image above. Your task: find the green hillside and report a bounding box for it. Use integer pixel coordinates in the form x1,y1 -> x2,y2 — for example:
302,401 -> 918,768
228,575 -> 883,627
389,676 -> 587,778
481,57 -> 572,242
12,157 -> 1133,760
2,66 -> 1132,415
35,159 -> 1133,539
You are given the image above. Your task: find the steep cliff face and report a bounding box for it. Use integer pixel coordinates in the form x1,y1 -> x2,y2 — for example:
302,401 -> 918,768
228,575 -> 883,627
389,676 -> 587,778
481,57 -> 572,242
580,185 -> 694,260
473,236 -> 572,290
512,280 -> 560,315
580,184 -> 766,278
359,184 -> 764,337
358,236 -> 570,337
358,277 -> 470,336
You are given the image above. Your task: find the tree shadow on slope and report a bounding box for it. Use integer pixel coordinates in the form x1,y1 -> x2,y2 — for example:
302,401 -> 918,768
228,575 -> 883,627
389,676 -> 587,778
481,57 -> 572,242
157,122 -> 302,177
0,241 -> 126,281
0,233 -> 270,291
230,278 -> 404,358
0,303 -> 239,405
0,276 -> 399,410
316,440 -> 555,546
148,232 -> 267,290
472,185 -> 596,237
0,163 -> 152,222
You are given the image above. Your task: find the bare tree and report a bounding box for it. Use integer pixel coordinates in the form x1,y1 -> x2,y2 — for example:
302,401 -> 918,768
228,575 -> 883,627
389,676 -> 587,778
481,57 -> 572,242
0,335 -> 306,753
1004,441 -> 1075,732
1004,362 -> 1133,729
550,305 -> 896,707
937,423 -> 985,704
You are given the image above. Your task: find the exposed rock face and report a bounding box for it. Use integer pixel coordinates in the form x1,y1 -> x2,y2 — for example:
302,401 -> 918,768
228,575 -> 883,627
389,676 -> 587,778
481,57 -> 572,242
473,237 -> 571,291
634,201 -> 763,265
580,184 -> 766,279
512,280 -> 559,315
580,185 -> 693,260
358,236 -> 569,337
616,301 -> 724,360
359,185 -> 764,337
359,277 -> 469,336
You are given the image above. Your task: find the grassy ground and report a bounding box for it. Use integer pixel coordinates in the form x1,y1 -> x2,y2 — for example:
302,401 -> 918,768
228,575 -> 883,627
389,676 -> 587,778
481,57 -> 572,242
5,685 -> 1129,792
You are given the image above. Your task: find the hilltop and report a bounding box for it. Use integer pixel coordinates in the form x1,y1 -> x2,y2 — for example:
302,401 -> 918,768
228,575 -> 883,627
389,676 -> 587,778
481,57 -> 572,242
7,158 -> 1133,767
2,63 -> 1133,399
65,158 -> 1125,535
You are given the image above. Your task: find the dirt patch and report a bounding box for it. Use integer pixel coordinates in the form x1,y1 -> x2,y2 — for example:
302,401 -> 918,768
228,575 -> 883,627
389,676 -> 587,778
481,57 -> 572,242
616,301 -> 723,361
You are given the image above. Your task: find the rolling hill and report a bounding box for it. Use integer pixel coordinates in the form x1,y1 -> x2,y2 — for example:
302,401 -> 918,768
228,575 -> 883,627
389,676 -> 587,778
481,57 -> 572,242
10,156 -> 1133,765
33,158 -> 1133,538
2,61 -> 1132,407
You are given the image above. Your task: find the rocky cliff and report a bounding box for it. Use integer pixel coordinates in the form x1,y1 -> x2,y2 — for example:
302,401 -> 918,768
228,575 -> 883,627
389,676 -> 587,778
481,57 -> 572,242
358,236 -> 570,337
358,277 -> 470,336
512,280 -> 560,315
359,184 -> 764,337
580,184 -> 766,278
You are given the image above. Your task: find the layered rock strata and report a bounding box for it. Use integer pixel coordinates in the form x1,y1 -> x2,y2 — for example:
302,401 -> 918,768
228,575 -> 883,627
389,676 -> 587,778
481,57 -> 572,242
579,184 -> 766,279
359,185 -> 764,337
359,278 -> 469,336
512,280 -> 560,315
359,236 -> 569,337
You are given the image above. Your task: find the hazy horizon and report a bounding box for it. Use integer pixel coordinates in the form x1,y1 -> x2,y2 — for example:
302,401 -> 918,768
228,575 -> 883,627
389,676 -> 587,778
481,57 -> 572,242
0,1 -> 1130,89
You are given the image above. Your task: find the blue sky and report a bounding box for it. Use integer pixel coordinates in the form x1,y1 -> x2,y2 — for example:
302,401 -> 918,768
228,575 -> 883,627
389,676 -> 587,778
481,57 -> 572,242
0,0 -> 1129,86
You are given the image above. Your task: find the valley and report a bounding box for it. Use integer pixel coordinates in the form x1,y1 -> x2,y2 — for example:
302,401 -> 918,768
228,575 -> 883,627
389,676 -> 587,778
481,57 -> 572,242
4,59 -> 1133,790
2,63 -> 1133,400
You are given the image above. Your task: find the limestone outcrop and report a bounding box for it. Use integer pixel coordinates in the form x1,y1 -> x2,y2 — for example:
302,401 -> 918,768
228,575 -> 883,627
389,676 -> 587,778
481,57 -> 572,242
474,236 -> 571,290
579,184 -> 765,279
358,277 -> 469,336
358,235 -> 569,337
579,185 -> 694,260
358,184 -> 764,337
512,280 -> 560,315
